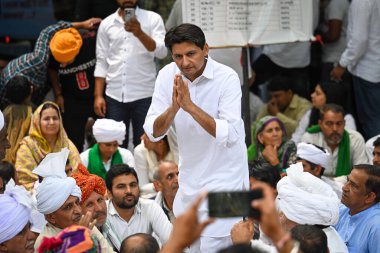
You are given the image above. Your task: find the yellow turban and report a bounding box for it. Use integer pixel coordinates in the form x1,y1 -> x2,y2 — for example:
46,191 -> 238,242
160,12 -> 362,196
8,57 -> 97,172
50,28 -> 83,63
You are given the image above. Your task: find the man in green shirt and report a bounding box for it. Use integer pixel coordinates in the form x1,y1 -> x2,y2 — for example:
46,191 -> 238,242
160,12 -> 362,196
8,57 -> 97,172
255,75 -> 312,136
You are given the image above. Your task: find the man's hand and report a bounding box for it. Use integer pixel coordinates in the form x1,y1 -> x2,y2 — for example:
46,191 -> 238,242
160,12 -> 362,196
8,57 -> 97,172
55,95 -> 65,113
267,99 -> 279,116
172,80 -> 180,113
175,74 -> 194,112
94,96 -> 106,117
330,65 -> 346,82
160,192 -> 214,252
251,182 -> 284,243
78,211 -> 97,230
262,145 -> 280,166
125,17 -> 143,37
231,219 -> 254,245
77,18 -> 102,30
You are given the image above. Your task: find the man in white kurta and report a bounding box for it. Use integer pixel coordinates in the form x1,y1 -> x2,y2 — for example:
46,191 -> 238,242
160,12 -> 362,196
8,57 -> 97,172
143,23 -> 249,253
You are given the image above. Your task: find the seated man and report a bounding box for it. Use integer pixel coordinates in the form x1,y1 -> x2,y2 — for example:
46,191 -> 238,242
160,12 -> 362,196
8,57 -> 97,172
0,180 -> 35,253
373,137 -> 380,166
335,164 -> 380,253
104,164 -> 172,251
134,133 -> 175,190
81,118 -> 134,180
153,160 -> 179,223
296,142 -> 343,198
255,75 -> 312,136
120,233 -> 159,253
276,163 -> 348,253
72,164 -> 107,231
365,136 -> 380,166
32,148 -> 114,252
302,104 -> 368,178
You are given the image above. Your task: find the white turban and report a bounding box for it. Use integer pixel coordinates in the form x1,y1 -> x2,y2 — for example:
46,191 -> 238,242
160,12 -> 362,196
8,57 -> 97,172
34,148 -> 81,215
0,109 -> 4,130
297,142 -> 332,171
93,118 -> 126,145
277,163 -> 340,226
0,179 -> 32,243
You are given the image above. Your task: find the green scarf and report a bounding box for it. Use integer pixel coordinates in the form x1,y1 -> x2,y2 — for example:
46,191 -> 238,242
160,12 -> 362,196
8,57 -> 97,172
88,144 -> 123,179
307,125 -> 351,176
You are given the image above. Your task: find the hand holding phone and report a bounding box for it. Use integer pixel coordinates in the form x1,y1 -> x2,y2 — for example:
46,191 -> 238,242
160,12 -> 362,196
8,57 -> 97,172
208,190 -> 263,219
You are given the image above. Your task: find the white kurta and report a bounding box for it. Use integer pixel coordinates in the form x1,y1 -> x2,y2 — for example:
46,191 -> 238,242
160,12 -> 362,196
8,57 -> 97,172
144,57 -> 249,237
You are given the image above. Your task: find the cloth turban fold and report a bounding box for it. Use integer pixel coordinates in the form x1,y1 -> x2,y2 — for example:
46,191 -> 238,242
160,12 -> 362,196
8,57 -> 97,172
34,148 -> 81,214
0,179 -> 32,243
93,118 -> 126,145
50,28 -> 82,63
72,164 -> 106,203
37,225 -> 100,253
297,142 -> 332,171
277,163 -> 340,226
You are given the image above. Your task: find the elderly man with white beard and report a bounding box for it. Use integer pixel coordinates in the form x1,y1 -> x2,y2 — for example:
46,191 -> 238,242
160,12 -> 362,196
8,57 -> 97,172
275,163 -> 348,253
33,148 -> 115,252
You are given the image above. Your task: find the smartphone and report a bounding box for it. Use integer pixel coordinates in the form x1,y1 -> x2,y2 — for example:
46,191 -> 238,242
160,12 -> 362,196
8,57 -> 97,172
124,8 -> 135,23
208,190 -> 263,219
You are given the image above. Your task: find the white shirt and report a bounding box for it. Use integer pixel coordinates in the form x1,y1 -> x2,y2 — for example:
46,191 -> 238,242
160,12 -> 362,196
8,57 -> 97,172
94,7 -> 167,102
339,0 -> 380,83
301,129 -> 369,176
321,0 -> 349,63
292,109 -> 356,144
103,199 -> 172,251
133,142 -> 175,186
323,226 -> 349,253
144,57 -> 249,237
80,147 -> 135,172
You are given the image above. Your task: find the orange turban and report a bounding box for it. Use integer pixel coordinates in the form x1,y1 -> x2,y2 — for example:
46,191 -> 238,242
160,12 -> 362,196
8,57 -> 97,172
72,164 -> 106,204
50,28 -> 83,63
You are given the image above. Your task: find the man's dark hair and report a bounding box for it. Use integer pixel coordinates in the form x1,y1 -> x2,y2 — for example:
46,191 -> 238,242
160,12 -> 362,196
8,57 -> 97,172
106,164 -> 139,192
353,164 -> 380,202
0,161 -> 15,186
373,137 -> 380,148
320,103 -> 345,121
5,76 -> 31,104
218,244 -> 264,253
120,233 -> 159,253
165,23 -> 206,51
248,159 -> 281,189
268,75 -> 293,92
291,225 -> 328,253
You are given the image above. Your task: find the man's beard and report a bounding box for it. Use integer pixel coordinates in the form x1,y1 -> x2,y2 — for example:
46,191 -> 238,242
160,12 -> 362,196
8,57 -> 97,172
325,132 -> 343,145
115,194 -> 139,209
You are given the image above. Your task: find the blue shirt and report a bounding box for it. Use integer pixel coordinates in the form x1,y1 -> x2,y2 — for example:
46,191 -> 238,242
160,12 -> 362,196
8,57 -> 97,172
335,204 -> 380,253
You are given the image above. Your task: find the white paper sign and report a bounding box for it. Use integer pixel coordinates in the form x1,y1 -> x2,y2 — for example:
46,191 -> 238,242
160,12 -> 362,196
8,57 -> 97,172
183,0 -> 313,47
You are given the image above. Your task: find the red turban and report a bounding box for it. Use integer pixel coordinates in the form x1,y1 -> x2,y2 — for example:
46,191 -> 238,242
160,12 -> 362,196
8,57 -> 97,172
72,164 -> 106,203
